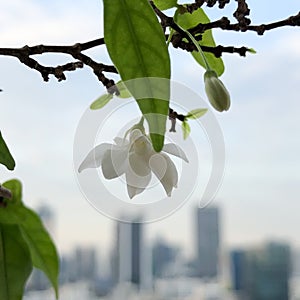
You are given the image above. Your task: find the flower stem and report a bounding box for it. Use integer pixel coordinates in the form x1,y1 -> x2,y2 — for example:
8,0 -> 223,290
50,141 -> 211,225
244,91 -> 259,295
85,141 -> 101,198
123,116 -> 145,140
176,23 -> 211,71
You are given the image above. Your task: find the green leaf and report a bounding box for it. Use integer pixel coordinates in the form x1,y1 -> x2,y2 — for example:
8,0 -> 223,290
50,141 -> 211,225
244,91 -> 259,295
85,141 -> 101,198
90,94 -> 113,110
176,8 -> 224,76
153,0 -> 178,10
0,132 -> 15,171
18,207 -> 59,299
103,0 -> 171,152
248,48 -> 257,54
116,81 -> 132,98
2,180 -> 22,205
181,120 -> 191,140
186,108 -> 208,119
0,179 -> 59,299
0,224 -> 33,300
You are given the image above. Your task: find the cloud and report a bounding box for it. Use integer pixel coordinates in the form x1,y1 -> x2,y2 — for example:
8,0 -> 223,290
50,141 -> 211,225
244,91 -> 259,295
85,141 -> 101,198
0,0 -> 103,46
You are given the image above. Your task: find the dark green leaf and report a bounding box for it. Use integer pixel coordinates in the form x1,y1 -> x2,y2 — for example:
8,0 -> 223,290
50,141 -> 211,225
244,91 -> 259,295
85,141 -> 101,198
0,203 -> 19,224
153,0 -> 178,10
0,132 -> 15,171
181,121 -> 191,140
0,179 -> 59,299
90,94 -> 113,110
0,224 -> 32,300
186,108 -> 208,119
103,0 -> 171,151
176,8 -> 224,76
18,207 -> 59,299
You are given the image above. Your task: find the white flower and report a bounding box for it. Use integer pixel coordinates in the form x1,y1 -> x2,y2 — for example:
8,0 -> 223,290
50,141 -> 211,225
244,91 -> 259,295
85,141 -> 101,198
78,129 -> 188,198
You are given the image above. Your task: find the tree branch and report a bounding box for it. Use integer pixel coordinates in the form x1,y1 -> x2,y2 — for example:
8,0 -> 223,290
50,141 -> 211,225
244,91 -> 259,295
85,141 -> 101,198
189,12 -> 300,35
185,0 -> 230,11
0,40 -> 118,92
0,3 -> 299,91
233,0 -> 251,31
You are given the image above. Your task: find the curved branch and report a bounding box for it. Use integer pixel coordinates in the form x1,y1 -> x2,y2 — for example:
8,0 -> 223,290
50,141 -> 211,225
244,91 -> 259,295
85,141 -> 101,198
18,56 -> 83,82
189,12 -> 300,35
0,40 -> 118,92
0,4 -> 299,90
171,36 -> 250,57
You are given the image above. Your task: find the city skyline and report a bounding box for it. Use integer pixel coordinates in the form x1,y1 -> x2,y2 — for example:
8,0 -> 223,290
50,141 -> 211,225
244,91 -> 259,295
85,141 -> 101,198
1,0 -> 300,256
25,203 -> 296,299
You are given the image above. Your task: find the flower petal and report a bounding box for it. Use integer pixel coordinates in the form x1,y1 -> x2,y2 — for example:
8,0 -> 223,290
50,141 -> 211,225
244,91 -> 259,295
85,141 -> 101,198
149,153 -> 178,197
114,137 -> 128,146
102,148 -> 128,179
126,184 -> 147,199
78,143 -> 112,173
162,143 -> 189,163
125,153 -> 152,198
128,152 -> 151,177
147,152 -> 167,181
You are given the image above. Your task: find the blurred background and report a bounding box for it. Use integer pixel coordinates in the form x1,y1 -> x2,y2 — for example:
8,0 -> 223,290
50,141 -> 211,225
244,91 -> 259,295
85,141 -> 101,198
1,0 -> 300,299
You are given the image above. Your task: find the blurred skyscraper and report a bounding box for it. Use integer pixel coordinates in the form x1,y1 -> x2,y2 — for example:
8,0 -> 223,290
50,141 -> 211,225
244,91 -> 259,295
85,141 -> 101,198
131,221 -> 142,286
230,249 -> 247,292
74,247 -> 97,281
111,217 -> 152,290
230,242 -> 291,300
152,238 -> 178,278
194,206 -> 220,278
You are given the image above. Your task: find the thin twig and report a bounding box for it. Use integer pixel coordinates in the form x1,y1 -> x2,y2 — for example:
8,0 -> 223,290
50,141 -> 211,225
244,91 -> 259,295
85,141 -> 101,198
233,0 -> 251,31
0,40 -> 118,91
0,4 -> 299,90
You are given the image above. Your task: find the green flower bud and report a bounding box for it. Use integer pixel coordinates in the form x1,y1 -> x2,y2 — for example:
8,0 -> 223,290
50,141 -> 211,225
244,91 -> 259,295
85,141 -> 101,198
204,70 -> 231,112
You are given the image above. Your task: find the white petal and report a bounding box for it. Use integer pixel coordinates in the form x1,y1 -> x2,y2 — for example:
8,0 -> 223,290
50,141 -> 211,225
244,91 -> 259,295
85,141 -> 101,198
114,137 -> 128,146
101,148 -> 128,179
147,153 -> 167,181
78,143 -> 112,173
125,153 -> 152,196
128,152 -> 151,177
149,153 -> 178,197
126,184 -> 146,199
162,143 -> 189,163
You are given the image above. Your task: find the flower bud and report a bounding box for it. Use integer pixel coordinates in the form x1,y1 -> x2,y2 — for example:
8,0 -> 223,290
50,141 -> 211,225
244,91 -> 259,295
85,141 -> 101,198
204,70 -> 231,112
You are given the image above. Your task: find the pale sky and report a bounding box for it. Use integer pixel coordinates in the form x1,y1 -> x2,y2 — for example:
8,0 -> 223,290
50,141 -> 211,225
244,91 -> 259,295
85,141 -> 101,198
1,0 -> 300,260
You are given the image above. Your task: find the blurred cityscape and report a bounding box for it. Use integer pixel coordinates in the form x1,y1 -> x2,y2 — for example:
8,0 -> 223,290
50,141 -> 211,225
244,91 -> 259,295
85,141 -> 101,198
24,205 -> 300,300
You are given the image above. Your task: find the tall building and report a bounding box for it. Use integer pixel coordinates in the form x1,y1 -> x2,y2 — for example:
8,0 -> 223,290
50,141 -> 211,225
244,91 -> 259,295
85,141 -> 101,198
112,217 -> 151,289
230,249 -> 247,292
131,222 -> 141,285
152,238 -> 178,278
194,206 -> 220,278
230,242 -> 291,300
72,247 -> 97,281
